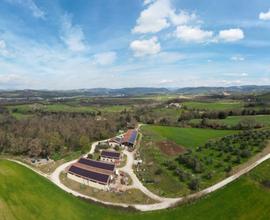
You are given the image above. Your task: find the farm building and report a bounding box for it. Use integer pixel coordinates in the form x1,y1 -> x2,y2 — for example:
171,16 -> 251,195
67,157 -> 116,190
108,136 -> 122,147
100,150 -> 121,164
121,129 -> 138,148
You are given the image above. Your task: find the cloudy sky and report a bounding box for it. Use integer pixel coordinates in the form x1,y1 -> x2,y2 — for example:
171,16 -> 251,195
0,0 -> 269,89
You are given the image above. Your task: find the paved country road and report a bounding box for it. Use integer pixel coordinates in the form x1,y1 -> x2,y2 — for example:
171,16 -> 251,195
6,128 -> 270,211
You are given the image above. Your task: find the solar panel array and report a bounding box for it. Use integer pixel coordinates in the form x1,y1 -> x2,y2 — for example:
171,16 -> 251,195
78,158 -> 115,171
69,165 -> 109,184
122,130 -> 138,144
128,130 -> 137,144
101,150 -> 120,158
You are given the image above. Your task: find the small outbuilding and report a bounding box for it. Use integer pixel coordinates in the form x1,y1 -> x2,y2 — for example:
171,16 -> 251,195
100,150 -> 121,164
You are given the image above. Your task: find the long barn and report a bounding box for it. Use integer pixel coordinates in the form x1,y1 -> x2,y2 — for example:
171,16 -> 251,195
67,157 -> 116,190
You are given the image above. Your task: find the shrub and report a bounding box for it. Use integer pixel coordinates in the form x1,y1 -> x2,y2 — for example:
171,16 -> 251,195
154,168 -> 163,175
188,178 -> 200,191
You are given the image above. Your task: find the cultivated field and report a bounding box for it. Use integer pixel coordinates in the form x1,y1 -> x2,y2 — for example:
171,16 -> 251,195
182,101 -> 244,110
136,125 -> 238,197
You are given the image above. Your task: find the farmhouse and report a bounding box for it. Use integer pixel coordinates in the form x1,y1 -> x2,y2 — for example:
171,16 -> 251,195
121,129 -> 138,149
67,157 -> 116,190
100,150 -> 121,164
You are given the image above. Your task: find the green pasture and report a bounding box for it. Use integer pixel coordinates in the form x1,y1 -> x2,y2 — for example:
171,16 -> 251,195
1,159 -> 270,219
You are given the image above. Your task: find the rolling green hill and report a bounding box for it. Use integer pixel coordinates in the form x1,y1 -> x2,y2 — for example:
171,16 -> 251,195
1,159 -> 270,220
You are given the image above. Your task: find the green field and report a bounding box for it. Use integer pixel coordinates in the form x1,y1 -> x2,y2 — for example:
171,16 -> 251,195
190,115 -> 270,127
145,125 -> 236,148
1,159 -> 270,220
183,101 -> 244,110
136,125 -> 237,196
7,103 -> 131,115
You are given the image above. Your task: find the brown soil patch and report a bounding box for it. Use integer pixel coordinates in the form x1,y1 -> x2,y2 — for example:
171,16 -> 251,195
156,140 -> 186,156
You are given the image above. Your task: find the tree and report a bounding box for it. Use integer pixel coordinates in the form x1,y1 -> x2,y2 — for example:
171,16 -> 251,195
218,111 -> 227,119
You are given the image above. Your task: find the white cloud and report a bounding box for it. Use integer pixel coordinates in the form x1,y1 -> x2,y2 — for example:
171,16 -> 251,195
5,0 -> 45,19
169,10 -> 197,26
93,52 -> 117,65
175,26 -> 213,43
143,0 -> 155,5
60,13 -> 87,52
130,37 -> 161,57
133,0 -> 171,34
0,73 -> 24,84
154,52 -> 185,63
259,9 -> 270,20
0,72 -> 33,89
0,39 -> 11,57
157,79 -> 174,85
0,40 -> 6,49
218,28 -> 244,42
231,55 -> 245,61
133,0 -> 197,34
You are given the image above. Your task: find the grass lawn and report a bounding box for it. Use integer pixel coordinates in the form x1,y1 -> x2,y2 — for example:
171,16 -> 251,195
1,159 -> 270,219
182,101 -> 244,110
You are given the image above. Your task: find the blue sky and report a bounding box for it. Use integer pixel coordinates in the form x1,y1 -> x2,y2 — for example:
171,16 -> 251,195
0,0 -> 269,89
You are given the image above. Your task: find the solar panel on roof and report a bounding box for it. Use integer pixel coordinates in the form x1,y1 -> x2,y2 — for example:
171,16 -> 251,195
121,130 -> 137,144
78,158 -> 115,171
128,131 -> 137,144
69,165 -> 109,184
101,151 -> 120,158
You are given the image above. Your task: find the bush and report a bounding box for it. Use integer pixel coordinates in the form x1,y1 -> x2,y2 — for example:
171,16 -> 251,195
154,168 -> 163,175
87,154 -> 93,159
224,165 -> 232,173
203,172 -> 213,180
188,178 -> 200,191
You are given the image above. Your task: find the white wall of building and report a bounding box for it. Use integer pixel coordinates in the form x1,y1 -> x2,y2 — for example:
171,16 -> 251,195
67,173 -> 109,191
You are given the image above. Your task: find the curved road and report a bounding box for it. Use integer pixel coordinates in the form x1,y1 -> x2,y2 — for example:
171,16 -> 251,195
7,130 -> 270,212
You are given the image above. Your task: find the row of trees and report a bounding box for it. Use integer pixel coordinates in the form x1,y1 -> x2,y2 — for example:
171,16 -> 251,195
193,118 -> 264,130
161,129 -> 270,191
179,108 -> 270,122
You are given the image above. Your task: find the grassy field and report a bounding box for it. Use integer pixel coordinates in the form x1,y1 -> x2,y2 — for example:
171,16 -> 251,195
1,159 -> 270,220
190,115 -> 270,127
145,107 -> 183,122
7,103 -> 131,115
145,125 -> 236,148
136,125 -> 237,197
182,101 -> 244,110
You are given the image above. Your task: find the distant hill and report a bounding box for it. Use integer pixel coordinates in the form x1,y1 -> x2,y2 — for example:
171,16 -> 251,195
175,85 -> 270,95
0,85 -> 270,100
